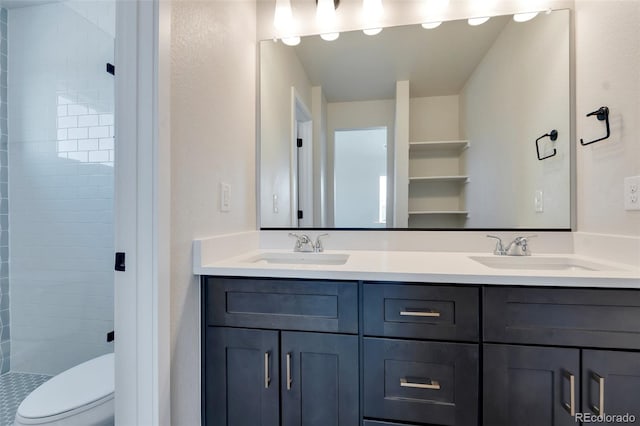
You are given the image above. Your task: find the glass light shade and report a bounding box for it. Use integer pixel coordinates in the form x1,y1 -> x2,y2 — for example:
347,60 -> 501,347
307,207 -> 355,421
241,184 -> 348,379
320,32 -> 340,41
317,0 -> 337,23
513,11 -> 539,22
421,21 -> 442,29
363,0 -> 384,19
468,16 -> 490,26
363,28 -> 383,36
273,0 -> 294,30
281,36 -> 301,46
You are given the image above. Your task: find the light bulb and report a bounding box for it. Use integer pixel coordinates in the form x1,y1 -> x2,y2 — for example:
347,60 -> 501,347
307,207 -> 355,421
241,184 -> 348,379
317,0 -> 336,23
281,36 -> 301,46
273,0 -> 293,31
468,16 -> 490,26
363,0 -> 383,19
363,28 -> 383,36
320,32 -> 340,41
513,12 -> 539,22
421,21 -> 442,29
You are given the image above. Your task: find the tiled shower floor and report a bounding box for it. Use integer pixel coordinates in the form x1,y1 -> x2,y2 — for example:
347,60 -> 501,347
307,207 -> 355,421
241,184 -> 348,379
0,372 -> 50,426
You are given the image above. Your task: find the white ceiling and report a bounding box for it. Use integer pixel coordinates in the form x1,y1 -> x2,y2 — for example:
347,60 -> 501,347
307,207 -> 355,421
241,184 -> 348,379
292,15 -> 510,102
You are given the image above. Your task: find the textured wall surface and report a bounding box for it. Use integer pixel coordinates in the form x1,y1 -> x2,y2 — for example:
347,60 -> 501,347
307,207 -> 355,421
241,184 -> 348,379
170,1 -> 256,424
575,0 -> 640,237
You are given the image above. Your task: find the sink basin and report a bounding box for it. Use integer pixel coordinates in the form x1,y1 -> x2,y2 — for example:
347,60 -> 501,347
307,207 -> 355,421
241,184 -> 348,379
469,256 -> 617,272
244,252 -> 350,266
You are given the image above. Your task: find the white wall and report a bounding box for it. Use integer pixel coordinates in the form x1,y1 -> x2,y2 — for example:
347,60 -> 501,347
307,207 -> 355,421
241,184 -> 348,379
460,11 -> 570,229
8,2 -> 114,374
170,1 -> 256,424
260,40 -> 312,227
410,95 -> 460,142
575,0 -> 640,237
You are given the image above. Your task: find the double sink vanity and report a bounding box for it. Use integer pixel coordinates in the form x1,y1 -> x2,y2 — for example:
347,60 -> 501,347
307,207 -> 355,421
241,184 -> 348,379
195,231 -> 640,426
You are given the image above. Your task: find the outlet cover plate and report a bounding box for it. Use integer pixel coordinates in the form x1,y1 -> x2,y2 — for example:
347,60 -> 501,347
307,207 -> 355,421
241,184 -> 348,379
624,176 -> 640,211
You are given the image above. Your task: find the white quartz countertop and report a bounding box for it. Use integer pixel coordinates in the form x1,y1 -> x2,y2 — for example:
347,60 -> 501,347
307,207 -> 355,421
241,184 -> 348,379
194,248 -> 640,289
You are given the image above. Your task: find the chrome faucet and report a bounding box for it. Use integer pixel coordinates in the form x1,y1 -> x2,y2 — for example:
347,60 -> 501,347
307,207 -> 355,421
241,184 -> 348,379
288,233 -> 329,253
486,235 -> 536,256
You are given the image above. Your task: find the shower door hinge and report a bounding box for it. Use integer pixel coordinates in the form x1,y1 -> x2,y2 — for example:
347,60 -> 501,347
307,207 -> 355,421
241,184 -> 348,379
297,138 -> 303,148
106,63 -> 115,76
115,252 -> 126,271
297,210 -> 304,219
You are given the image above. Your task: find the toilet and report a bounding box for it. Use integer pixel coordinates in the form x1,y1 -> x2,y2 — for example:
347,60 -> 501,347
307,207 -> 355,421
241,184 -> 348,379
14,353 -> 114,426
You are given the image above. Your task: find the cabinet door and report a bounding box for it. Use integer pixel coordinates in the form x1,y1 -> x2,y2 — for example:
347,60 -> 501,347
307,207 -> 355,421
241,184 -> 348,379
205,327 -> 279,426
281,331 -> 359,426
483,344 -> 580,426
582,350 -> 640,424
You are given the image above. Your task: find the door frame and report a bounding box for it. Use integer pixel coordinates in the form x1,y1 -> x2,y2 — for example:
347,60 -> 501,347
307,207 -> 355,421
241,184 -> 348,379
115,1 -> 171,425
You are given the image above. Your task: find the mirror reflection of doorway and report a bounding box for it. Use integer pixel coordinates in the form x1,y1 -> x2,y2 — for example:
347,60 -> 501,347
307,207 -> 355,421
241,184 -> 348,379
334,127 -> 387,228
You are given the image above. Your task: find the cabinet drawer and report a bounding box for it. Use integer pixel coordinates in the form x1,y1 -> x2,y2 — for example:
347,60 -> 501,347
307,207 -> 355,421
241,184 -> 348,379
484,287 -> 640,349
204,276 -> 358,333
363,337 -> 478,426
363,421 -> 410,426
363,283 -> 479,341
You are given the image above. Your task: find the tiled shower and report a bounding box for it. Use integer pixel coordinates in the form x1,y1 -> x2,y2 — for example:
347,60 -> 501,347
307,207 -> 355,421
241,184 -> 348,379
0,2 -> 115,423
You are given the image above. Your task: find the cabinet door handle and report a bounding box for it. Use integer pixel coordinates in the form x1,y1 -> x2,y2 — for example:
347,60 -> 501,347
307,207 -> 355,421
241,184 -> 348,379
400,310 -> 441,318
286,353 -> 292,390
264,352 -> 270,389
400,378 -> 441,390
591,372 -> 605,416
562,371 -> 576,416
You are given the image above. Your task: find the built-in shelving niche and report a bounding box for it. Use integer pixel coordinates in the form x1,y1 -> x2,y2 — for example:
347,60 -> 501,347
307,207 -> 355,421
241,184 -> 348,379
408,140 -> 469,228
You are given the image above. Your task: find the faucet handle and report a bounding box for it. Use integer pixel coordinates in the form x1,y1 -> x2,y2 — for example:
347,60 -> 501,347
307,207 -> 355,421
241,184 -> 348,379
288,233 -> 312,252
315,234 -> 329,252
486,235 -> 505,255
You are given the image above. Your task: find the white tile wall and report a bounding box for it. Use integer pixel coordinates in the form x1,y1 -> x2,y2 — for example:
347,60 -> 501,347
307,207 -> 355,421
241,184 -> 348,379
8,2 -> 115,375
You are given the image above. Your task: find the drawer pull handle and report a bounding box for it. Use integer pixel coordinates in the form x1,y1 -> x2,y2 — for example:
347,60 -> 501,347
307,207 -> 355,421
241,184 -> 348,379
264,352 -> 270,389
562,371 -> 576,417
400,311 -> 441,318
591,372 -> 605,416
286,353 -> 292,390
400,378 -> 441,390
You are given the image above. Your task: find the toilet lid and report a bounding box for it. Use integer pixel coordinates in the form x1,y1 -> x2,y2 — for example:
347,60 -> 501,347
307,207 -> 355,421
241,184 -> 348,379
17,353 -> 114,420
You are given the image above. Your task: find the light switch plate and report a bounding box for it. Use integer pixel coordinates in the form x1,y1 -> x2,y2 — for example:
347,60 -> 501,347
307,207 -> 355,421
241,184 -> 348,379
624,176 -> 640,211
534,190 -> 544,212
220,182 -> 231,212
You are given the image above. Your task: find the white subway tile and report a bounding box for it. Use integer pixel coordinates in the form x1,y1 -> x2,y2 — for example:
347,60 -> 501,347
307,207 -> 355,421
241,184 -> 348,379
88,126 -> 109,139
99,138 -> 114,150
99,114 -> 113,126
57,105 -> 68,117
67,104 -> 88,116
67,151 -> 88,162
57,116 -> 78,129
78,115 -> 99,127
57,129 -> 68,140
67,127 -> 88,140
88,150 -> 109,163
57,140 -> 78,152
78,139 -> 99,151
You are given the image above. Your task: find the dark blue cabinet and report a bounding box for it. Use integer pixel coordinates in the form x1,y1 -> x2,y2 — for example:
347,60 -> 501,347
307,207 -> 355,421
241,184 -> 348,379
205,327 -> 280,426
203,277 -> 359,426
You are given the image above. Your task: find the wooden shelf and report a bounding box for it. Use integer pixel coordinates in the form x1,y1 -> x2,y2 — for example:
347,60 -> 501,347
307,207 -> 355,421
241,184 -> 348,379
409,175 -> 469,183
408,210 -> 469,215
409,140 -> 469,153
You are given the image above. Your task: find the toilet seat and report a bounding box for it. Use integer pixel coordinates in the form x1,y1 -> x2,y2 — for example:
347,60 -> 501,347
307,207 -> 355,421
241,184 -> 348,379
15,353 -> 114,426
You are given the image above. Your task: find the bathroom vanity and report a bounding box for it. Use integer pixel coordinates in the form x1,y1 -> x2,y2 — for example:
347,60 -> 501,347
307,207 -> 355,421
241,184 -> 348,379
198,246 -> 640,426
